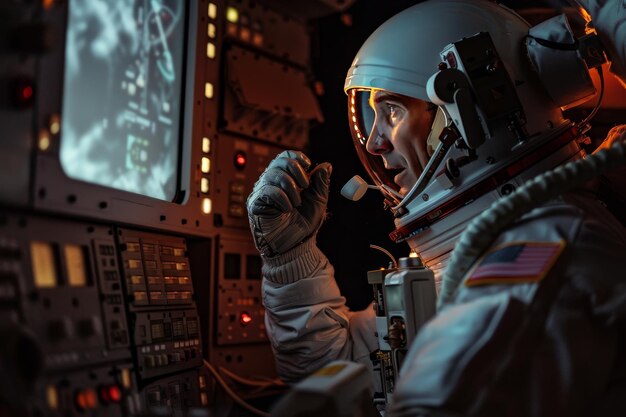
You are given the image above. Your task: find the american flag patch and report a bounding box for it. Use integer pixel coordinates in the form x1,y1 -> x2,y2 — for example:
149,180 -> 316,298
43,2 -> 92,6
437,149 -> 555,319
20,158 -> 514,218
464,241 -> 565,287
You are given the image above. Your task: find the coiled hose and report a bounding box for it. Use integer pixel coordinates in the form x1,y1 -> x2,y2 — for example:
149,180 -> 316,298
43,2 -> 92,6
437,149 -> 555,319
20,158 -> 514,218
438,136 -> 626,309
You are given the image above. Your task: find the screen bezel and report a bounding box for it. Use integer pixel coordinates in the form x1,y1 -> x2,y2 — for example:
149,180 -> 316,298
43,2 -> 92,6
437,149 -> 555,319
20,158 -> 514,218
33,0 -> 213,237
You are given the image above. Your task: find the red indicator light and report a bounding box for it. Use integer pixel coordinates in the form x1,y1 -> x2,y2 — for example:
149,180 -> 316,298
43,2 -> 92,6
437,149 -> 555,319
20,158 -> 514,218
21,85 -> 33,100
100,385 -> 122,404
12,78 -> 35,108
107,385 -> 122,403
234,151 -> 247,170
240,312 -> 252,325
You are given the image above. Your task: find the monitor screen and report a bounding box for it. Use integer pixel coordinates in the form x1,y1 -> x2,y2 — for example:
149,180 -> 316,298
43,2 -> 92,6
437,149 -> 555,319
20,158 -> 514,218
60,0 -> 186,201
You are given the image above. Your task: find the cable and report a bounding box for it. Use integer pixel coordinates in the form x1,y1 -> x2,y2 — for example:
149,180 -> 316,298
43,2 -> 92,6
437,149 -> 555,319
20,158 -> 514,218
218,366 -> 286,388
203,359 -> 271,417
438,134 -> 626,308
581,66 -> 605,127
369,244 -> 398,268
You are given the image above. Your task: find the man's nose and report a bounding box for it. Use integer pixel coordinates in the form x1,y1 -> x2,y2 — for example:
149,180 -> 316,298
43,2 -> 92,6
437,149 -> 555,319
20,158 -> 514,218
366,131 -> 392,155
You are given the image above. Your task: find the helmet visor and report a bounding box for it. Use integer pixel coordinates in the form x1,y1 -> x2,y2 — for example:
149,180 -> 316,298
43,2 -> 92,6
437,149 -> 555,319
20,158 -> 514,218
348,88 -> 402,204
347,88 -> 447,205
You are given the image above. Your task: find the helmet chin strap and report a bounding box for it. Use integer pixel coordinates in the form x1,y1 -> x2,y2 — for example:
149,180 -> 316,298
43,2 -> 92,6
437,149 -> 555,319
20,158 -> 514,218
391,108 -> 458,216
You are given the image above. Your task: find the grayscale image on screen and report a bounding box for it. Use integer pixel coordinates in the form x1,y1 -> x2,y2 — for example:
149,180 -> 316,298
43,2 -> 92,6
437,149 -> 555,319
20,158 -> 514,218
60,0 -> 185,201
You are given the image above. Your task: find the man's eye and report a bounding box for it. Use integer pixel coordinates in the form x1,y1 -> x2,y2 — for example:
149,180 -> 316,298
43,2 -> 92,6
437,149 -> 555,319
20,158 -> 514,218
386,104 -> 401,120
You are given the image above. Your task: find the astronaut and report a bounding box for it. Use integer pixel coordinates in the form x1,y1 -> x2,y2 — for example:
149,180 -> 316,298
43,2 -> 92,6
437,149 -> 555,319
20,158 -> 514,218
247,0 -> 626,415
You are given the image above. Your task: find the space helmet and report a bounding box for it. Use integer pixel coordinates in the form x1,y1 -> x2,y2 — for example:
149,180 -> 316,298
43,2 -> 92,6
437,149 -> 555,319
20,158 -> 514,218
344,0 -> 599,280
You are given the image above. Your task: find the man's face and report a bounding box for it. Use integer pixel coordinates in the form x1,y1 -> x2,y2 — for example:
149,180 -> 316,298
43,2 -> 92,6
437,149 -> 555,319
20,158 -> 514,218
366,90 -> 435,196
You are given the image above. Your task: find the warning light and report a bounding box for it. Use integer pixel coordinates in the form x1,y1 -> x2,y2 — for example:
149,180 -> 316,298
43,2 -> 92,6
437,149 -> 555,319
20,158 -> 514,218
21,85 -> 33,100
240,312 -> 253,325
12,78 -> 35,108
99,385 -> 122,404
75,388 -> 97,410
234,151 -> 247,170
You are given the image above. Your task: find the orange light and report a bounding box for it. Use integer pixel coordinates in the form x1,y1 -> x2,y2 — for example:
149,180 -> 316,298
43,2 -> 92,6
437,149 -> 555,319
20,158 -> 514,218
240,312 -> 252,325
240,27 -> 250,42
76,389 -> 97,410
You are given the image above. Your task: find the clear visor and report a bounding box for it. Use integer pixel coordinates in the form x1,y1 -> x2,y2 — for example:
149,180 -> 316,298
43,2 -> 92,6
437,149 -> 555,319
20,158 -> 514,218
347,88 -> 447,205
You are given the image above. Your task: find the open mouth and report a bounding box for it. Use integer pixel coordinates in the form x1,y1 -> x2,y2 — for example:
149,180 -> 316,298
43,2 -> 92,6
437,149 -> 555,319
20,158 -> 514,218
387,167 -> 404,176
388,167 -> 405,184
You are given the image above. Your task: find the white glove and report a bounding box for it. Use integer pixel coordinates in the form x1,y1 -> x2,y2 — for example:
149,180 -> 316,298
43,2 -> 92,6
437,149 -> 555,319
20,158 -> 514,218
575,0 -> 626,86
247,150 -> 332,258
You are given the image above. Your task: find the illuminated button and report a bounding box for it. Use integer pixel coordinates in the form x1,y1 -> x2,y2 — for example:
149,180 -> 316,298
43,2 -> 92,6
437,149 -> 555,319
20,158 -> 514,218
207,23 -> 216,38
127,259 -> 141,269
208,3 -> 217,19
46,385 -> 58,410
234,151 -> 246,170
201,157 -> 211,173
253,33 -> 263,46
202,198 -> 212,214
99,385 -> 122,404
227,23 -> 237,36
206,42 -> 215,59
38,130 -> 50,151
198,375 -> 206,388
201,178 -> 209,194
240,312 -> 253,325
49,114 -> 61,135
226,6 -> 238,23
121,368 -> 132,389
240,27 -> 250,42
75,389 -> 97,410
204,82 -> 214,99
108,385 -> 122,403
202,137 -> 211,153
12,78 -> 35,108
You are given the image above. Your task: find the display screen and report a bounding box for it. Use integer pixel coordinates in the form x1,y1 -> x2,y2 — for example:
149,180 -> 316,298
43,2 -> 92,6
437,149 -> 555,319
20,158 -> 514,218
60,0 -> 186,201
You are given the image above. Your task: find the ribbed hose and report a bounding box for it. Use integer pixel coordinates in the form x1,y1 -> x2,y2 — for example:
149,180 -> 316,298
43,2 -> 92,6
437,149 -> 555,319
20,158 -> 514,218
438,139 -> 626,309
